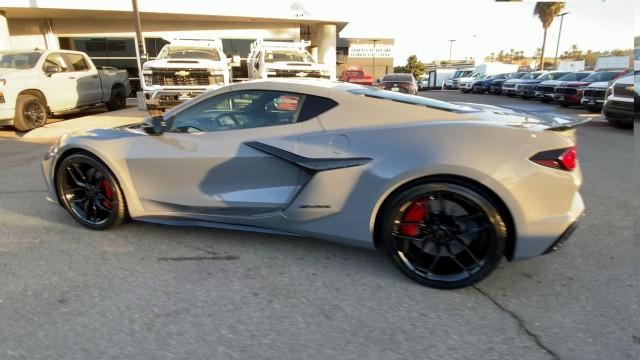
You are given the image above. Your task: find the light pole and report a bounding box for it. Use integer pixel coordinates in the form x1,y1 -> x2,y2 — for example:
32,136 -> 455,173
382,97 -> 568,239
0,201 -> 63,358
447,39 -> 456,66
554,12 -> 569,66
372,39 -> 378,79
131,0 -> 147,73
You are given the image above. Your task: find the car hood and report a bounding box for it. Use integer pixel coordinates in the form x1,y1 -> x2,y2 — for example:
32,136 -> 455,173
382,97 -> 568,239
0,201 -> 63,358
538,79 -> 565,86
558,81 -> 591,88
584,81 -> 609,89
504,79 -> 527,85
519,79 -> 543,84
265,62 -> 326,71
143,58 -> 228,69
0,68 -> 24,76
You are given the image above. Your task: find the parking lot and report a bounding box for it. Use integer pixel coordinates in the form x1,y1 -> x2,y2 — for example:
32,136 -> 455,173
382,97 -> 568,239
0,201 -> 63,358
0,92 -> 636,360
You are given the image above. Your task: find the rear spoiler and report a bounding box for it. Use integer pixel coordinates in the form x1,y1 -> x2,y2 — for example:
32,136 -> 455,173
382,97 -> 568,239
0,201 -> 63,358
500,106 -> 592,131
454,102 -> 592,131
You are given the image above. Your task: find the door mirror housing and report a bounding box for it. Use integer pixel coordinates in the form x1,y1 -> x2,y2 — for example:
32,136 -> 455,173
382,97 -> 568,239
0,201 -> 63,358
141,115 -> 167,135
44,65 -> 63,76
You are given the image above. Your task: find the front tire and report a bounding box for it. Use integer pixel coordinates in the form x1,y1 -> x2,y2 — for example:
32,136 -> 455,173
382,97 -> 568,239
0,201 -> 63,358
14,94 -> 48,131
380,179 -> 507,289
56,153 -> 127,230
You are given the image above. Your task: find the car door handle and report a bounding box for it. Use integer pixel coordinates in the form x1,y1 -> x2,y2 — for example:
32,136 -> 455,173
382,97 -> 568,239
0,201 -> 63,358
68,76 -> 76,79
92,75 -> 98,79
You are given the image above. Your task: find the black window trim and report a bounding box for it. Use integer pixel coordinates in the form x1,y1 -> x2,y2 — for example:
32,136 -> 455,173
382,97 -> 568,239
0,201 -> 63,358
42,52 -> 72,73
166,89 -> 320,133
62,52 -> 93,72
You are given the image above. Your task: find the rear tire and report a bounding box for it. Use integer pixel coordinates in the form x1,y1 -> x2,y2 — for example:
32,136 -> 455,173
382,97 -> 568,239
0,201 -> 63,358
14,94 -> 48,131
380,178 -> 507,289
56,153 -> 128,230
106,87 -> 127,111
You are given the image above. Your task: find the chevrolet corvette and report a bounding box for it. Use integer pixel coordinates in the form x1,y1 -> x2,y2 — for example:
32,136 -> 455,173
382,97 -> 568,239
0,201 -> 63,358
43,79 -> 585,289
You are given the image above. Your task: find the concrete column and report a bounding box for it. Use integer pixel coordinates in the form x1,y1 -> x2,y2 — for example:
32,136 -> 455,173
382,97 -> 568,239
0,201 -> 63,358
316,24 -> 336,80
0,11 -> 11,50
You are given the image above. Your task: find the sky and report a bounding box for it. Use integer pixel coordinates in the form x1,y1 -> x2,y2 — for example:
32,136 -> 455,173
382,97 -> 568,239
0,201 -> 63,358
335,0 -> 637,65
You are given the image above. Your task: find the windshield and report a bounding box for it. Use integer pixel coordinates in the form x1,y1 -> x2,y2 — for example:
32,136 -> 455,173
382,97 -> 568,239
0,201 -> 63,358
557,72 -> 591,81
0,51 -> 42,69
265,50 -> 315,63
508,72 -> 527,79
581,71 -> 621,82
158,46 -> 221,61
537,72 -> 567,81
382,74 -> 414,82
452,70 -> 471,79
521,72 -> 542,80
349,88 -> 476,112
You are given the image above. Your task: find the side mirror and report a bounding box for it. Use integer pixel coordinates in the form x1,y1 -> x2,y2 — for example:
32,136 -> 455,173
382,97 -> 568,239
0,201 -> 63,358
141,115 -> 167,136
45,65 -> 62,76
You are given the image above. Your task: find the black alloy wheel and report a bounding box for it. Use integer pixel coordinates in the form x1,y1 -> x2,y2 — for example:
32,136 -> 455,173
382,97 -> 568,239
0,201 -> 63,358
381,180 -> 506,289
14,94 -> 48,131
56,153 -> 127,230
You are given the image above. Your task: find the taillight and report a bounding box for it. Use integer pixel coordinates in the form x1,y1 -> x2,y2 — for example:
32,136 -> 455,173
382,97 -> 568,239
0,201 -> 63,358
530,146 -> 577,171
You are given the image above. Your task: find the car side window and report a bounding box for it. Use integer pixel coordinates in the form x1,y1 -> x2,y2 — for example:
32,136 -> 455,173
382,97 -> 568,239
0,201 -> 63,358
64,53 -> 90,71
42,53 -> 69,72
168,90 -> 305,133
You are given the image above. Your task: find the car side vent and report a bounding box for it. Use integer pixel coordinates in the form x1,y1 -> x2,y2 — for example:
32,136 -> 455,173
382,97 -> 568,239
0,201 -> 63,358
298,96 -> 338,122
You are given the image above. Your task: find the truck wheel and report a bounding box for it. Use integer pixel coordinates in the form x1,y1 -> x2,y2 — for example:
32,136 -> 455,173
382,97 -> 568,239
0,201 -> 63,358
106,87 -> 127,111
14,94 -> 48,131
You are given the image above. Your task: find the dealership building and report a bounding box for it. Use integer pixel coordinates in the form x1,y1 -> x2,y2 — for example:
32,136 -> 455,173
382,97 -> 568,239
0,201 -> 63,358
0,1 -> 392,88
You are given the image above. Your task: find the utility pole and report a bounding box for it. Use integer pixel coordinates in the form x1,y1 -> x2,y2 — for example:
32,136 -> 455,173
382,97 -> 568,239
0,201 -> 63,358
131,0 -> 147,73
554,12 -> 569,66
372,39 -> 378,78
447,39 -> 456,66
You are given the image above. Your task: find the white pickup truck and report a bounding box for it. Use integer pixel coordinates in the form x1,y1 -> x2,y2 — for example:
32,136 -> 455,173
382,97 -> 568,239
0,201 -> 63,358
141,39 -> 231,112
0,49 -> 130,131
247,40 -> 331,80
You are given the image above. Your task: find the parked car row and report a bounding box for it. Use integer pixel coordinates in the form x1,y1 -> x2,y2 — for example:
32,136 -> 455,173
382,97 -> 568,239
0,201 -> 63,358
459,69 -> 636,129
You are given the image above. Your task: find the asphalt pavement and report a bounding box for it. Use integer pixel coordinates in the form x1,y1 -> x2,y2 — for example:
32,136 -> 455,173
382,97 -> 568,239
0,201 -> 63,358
0,92 -> 636,360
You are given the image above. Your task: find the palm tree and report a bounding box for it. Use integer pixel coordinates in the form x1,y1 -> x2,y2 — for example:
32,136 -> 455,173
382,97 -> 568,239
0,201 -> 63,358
533,2 -> 565,70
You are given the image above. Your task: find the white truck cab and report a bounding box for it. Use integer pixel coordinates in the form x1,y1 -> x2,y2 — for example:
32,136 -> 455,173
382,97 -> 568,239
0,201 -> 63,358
141,39 -> 230,111
247,40 -> 331,80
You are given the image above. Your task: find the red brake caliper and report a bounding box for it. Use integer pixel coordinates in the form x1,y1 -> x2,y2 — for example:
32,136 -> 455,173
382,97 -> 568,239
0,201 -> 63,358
399,200 -> 427,237
100,179 -> 113,210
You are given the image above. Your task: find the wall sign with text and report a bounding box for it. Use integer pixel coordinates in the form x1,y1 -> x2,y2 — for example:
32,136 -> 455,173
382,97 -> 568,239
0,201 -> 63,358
348,44 -> 393,58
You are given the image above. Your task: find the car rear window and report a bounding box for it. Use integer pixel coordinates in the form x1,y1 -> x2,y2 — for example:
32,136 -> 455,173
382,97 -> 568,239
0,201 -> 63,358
382,74 -> 413,82
349,88 -> 477,113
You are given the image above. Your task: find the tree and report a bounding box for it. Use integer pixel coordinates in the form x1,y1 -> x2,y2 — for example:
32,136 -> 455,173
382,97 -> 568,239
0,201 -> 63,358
533,2 -> 565,70
401,55 -> 426,79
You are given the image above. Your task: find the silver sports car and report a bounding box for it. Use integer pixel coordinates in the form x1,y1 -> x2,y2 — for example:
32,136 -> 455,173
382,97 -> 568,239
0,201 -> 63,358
42,79 -> 585,289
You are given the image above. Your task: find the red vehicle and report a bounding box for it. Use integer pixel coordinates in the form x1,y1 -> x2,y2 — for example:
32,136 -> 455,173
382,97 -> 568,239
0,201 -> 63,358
339,68 -> 374,86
